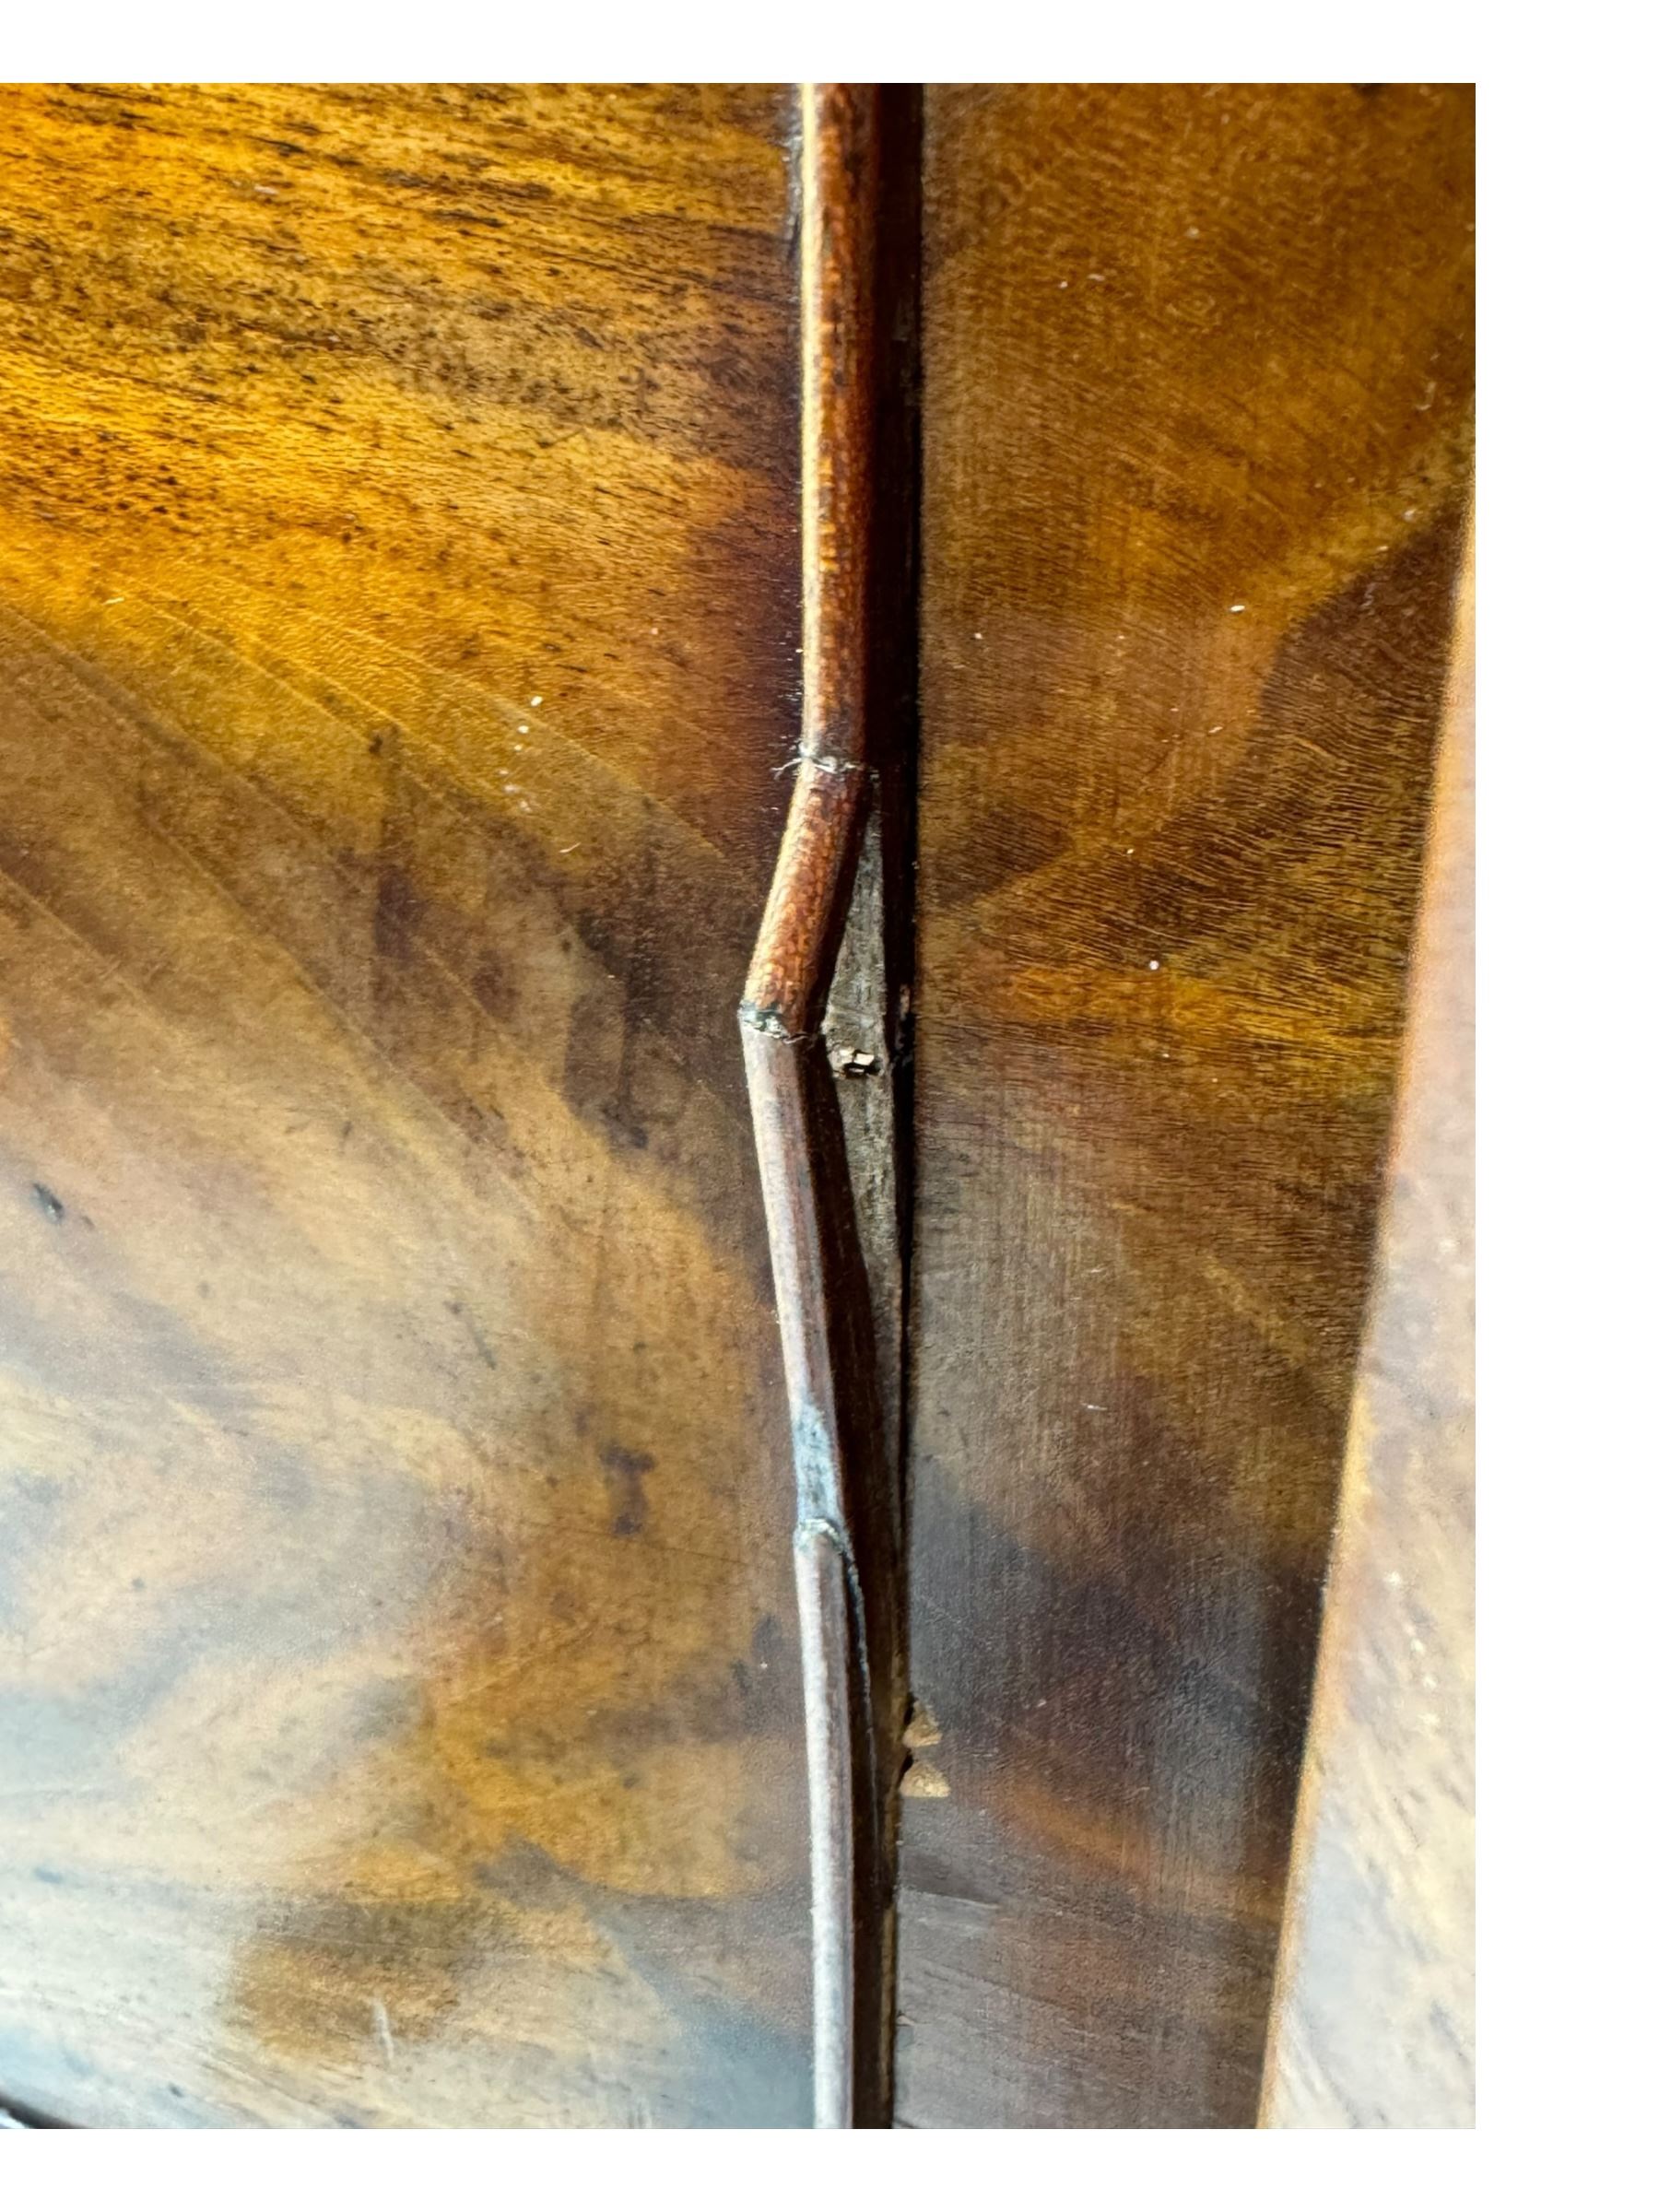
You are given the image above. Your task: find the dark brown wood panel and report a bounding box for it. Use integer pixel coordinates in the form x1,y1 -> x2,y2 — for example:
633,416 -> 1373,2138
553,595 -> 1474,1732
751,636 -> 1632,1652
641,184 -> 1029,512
1260,548 -> 1474,2129
897,83 -> 1475,2127
0,83 -> 810,2127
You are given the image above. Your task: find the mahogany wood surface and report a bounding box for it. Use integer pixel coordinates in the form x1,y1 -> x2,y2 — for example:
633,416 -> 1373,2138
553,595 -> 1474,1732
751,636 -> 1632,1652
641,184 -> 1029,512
0,82 -> 811,2128
0,81 -> 1477,2132
896,83 -> 1475,2127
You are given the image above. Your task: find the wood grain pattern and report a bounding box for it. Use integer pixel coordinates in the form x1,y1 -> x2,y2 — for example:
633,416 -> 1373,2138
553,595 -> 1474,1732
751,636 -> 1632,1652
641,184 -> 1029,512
0,82 -> 811,2128
897,83 -> 1475,2128
1260,544 -> 1474,2129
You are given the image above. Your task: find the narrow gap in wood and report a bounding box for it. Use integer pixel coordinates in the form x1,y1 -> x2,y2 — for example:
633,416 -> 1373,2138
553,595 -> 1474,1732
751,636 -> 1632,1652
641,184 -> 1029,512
738,82 -> 922,2130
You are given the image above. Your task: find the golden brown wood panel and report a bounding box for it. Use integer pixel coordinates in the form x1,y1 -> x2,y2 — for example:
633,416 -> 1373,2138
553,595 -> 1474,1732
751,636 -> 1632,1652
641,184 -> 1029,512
1260,549 -> 1474,2129
0,82 -> 810,2127
897,83 -> 1475,2127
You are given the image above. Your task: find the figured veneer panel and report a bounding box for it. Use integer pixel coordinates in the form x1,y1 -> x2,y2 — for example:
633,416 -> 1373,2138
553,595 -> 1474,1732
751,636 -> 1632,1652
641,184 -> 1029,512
0,82 -> 808,2128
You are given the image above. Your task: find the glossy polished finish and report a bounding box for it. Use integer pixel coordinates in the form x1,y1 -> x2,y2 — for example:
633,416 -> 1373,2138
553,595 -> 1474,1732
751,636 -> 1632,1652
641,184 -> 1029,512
0,83 -> 810,2127
898,83 -> 1476,2127
0,81 -> 1474,2134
